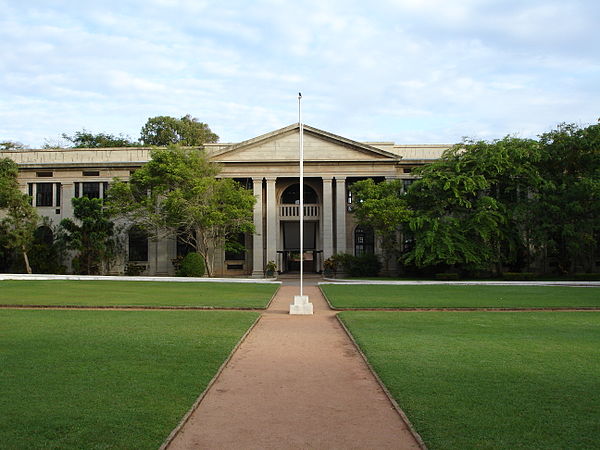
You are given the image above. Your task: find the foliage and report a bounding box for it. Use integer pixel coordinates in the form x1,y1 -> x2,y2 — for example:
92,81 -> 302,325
59,197 -> 119,275
107,146 -> 255,276
1,309 -> 258,449
177,252 -> 206,277
350,178 -> 412,263
332,252 -> 382,277
61,129 -> 140,148
0,158 -> 38,273
0,280 -> 278,308
0,141 -> 26,150
140,114 -> 219,146
124,263 -> 147,276
339,311 -> 600,449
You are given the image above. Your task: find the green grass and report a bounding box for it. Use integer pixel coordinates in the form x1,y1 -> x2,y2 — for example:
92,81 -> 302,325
322,284 -> 600,309
339,311 -> 600,449
0,280 -> 278,308
0,309 -> 259,449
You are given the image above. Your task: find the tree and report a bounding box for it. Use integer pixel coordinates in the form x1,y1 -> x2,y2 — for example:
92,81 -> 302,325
0,158 -> 38,273
534,122 -> 600,272
0,141 -> 27,150
59,197 -> 119,275
61,129 -> 140,148
404,136 -> 542,274
107,146 -> 255,276
350,178 -> 412,265
140,115 -> 219,146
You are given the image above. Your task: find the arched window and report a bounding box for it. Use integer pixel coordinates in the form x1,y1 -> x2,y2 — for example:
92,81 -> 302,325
354,225 -> 374,256
34,226 -> 54,246
128,226 -> 148,262
281,184 -> 318,204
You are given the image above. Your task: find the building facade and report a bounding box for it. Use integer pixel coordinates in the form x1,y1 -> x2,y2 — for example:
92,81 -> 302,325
2,124 -> 449,276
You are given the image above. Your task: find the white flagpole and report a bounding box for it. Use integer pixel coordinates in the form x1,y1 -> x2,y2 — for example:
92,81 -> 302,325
289,92 -> 313,315
299,92 -> 304,297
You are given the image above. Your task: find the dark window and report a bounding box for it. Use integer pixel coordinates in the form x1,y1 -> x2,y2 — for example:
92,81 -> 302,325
403,168 -> 412,173
233,178 -> 253,190
74,183 -> 79,197
36,171 -> 53,177
176,230 -> 195,257
28,183 -> 33,197
55,183 -> 61,206
128,226 -> 148,262
355,225 -> 374,256
281,184 -> 318,204
82,182 -> 100,199
225,232 -> 246,260
36,183 -> 53,207
83,171 -> 100,177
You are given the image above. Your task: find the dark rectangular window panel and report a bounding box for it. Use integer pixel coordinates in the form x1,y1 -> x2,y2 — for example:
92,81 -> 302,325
36,183 -> 53,207
28,183 -> 33,197
227,264 -> 244,270
82,182 -> 100,199
36,171 -> 53,177
103,182 -> 109,197
83,171 -> 100,177
74,182 -> 80,197
403,168 -> 412,173
55,183 -> 61,206
128,227 -> 149,262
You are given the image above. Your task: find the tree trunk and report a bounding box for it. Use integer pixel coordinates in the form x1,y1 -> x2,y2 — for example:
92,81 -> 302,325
21,246 -> 32,274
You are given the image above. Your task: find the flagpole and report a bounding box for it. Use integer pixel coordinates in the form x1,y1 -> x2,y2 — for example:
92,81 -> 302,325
289,92 -> 313,315
299,93 -> 304,297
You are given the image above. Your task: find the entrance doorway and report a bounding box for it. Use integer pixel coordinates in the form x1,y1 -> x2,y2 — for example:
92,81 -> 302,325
280,221 -> 319,272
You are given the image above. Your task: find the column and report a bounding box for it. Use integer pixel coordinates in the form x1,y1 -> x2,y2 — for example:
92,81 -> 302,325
335,177 -> 347,254
322,177 -> 333,260
265,177 -> 277,269
252,178 -> 264,277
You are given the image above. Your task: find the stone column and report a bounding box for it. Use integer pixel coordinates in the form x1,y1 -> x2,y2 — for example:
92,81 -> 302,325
322,177 -> 333,260
252,178 -> 264,277
335,177 -> 347,254
62,183 -> 74,219
265,177 -> 277,269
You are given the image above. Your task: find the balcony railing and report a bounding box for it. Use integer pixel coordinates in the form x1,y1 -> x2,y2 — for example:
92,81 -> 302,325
279,204 -> 320,219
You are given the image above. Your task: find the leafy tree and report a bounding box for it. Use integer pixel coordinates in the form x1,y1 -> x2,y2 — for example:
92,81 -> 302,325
534,122 -> 600,272
1,141 -> 27,150
140,115 -> 219,146
350,178 -> 412,265
61,129 -> 140,148
405,136 -> 541,274
59,197 -> 118,275
0,158 -> 38,273
107,146 -> 255,276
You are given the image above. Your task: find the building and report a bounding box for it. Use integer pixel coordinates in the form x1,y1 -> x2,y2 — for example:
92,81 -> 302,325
2,123 -> 449,276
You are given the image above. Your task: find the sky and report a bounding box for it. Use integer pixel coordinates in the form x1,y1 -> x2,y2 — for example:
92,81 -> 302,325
1,0 -> 599,148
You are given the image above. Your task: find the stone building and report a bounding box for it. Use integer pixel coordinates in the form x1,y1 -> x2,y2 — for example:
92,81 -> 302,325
2,123 -> 449,276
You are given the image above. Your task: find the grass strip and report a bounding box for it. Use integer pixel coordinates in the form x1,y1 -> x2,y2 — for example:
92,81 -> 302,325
0,280 -> 278,308
0,309 -> 258,449
322,284 -> 600,309
339,311 -> 600,449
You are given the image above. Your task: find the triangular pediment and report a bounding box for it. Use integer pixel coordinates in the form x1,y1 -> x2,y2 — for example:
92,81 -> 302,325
211,124 -> 401,162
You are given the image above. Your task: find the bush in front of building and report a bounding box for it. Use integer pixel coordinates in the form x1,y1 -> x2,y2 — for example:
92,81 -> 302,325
177,252 -> 205,277
334,253 -> 381,277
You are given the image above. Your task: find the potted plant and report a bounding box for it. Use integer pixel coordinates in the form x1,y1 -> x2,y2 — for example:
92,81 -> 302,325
323,257 -> 336,277
265,260 -> 277,278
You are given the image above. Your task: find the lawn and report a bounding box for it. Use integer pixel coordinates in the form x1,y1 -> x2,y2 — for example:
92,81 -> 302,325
0,309 -> 259,449
339,311 -> 600,449
0,280 -> 278,308
321,284 -> 600,309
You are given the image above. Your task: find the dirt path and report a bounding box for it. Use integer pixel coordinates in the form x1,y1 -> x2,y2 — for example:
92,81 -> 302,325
166,284 -> 420,449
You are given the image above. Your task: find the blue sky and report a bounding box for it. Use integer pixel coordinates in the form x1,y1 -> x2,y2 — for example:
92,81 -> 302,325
1,0 -> 599,147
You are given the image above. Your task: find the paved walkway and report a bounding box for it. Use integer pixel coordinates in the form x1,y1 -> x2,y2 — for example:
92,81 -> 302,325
167,280 -> 420,449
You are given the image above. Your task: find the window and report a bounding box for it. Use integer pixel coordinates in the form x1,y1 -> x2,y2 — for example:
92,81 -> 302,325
36,171 -> 53,177
128,226 -> 148,262
36,183 -> 53,207
83,171 -> 100,177
354,225 -> 374,256
225,232 -> 246,260
82,182 -> 101,199
281,184 -> 318,204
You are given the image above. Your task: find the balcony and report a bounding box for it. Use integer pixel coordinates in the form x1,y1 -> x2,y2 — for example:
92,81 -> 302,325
279,204 -> 320,219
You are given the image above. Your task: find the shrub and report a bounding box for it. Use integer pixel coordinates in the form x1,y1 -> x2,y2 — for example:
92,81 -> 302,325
177,253 -> 205,277
573,273 -> 600,281
334,253 -> 381,277
125,263 -> 147,276
435,272 -> 460,281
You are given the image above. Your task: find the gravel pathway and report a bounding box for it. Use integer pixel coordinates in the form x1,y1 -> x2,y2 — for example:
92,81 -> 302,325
166,283 -> 420,449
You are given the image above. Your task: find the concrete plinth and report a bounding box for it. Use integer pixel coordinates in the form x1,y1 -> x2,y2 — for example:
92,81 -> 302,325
290,295 -> 313,315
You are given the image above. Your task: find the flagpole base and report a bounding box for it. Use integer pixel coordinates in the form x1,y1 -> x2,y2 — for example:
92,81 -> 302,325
290,295 -> 313,315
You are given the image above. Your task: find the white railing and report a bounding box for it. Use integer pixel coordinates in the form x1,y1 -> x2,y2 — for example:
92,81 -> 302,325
279,204 -> 320,218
